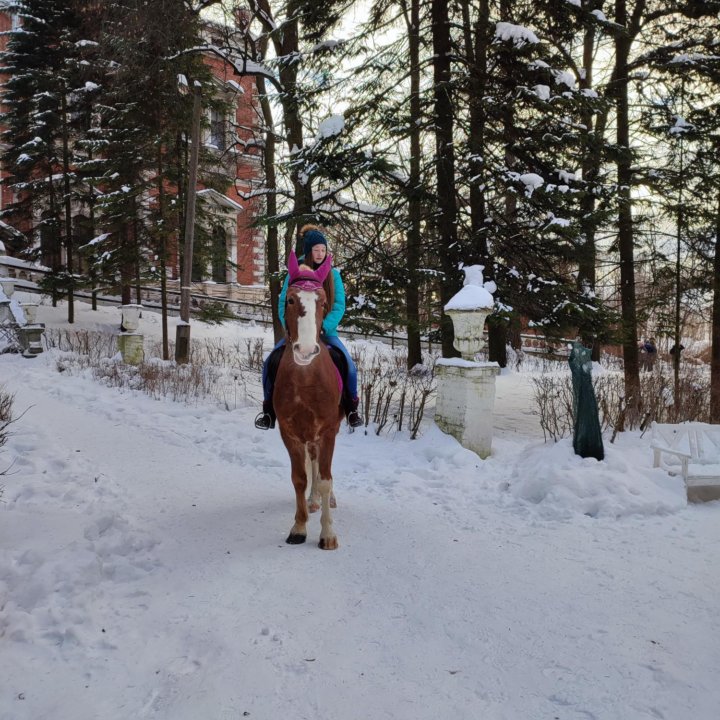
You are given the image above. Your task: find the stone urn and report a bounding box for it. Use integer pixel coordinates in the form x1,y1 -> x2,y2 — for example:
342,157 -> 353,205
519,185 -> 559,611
0,278 -> 14,298
445,305 -> 493,360
20,302 -> 39,325
120,304 -> 142,332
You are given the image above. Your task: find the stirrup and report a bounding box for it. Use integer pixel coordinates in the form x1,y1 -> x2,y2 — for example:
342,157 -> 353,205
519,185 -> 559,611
347,410 -> 362,428
254,411 -> 275,430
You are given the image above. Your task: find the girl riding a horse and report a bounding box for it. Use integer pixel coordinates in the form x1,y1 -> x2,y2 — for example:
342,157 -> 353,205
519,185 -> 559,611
255,224 -> 362,430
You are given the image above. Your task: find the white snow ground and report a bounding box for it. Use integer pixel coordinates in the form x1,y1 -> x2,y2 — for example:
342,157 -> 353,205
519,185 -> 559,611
1,299 -> 719,720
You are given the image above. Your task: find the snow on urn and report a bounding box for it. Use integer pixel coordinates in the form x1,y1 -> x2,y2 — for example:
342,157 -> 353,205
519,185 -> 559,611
434,266 -> 499,459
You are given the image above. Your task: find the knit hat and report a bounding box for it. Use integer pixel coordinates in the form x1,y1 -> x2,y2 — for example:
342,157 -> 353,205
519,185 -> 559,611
302,228 -> 327,258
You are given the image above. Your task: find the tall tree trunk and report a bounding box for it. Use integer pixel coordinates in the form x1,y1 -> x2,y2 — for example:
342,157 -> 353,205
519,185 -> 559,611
463,0 -> 489,265
673,159 -> 684,418
432,0 -> 460,358
578,23 -> 603,360
47,179 -> 60,307
60,87 -> 75,324
157,143 -> 169,360
87,149 -> 98,312
135,213 -> 142,305
463,0 -> 502,364
613,0 -> 640,422
277,9 -> 313,246
710,190 -> 720,423
257,70 -> 283,342
120,219 -> 133,305
403,0 -> 423,369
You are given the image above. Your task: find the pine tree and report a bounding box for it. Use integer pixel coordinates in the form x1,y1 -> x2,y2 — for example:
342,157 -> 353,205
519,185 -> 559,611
639,10 -> 720,419
92,0 -> 226,347
1,0 -> 98,322
450,1 -> 617,365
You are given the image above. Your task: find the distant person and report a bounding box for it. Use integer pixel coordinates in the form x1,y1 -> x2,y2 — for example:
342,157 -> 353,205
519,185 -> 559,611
639,338 -> 657,372
669,343 -> 685,357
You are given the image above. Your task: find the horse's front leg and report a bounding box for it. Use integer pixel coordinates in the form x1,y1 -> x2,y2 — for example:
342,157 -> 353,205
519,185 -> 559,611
317,434 -> 338,550
285,442 -> 309,544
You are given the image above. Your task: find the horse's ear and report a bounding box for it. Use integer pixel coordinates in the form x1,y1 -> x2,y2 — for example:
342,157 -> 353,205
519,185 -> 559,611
288,251 -> 300,280
315,254 -> 333,283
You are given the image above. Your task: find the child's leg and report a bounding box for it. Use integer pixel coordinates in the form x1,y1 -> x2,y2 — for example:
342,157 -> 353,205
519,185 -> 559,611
324,336 -> 357,398
263,339 -> 286,401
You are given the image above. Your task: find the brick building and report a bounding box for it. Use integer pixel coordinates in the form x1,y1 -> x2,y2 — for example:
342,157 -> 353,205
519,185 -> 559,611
0,4 -> 267,300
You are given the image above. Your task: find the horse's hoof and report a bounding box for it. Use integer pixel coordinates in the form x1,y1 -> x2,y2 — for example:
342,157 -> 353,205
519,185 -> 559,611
308,502 -> 320,513
286,533 -> 307,545
318,536 -> 338,550
330,494 -> 337,509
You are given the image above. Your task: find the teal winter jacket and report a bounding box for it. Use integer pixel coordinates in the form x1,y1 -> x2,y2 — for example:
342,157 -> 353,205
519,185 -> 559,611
278,263 -> 345,338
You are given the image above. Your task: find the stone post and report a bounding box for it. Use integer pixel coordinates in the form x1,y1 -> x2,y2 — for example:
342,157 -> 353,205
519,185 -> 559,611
434,360 -> 499,458
117,333 -> 144,365
17,325 -> 45,357
433,265 -> 499,459
118,304 -> 144,364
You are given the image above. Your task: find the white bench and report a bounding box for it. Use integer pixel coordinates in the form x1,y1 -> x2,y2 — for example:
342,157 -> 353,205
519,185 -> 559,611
651,422 -> 720,503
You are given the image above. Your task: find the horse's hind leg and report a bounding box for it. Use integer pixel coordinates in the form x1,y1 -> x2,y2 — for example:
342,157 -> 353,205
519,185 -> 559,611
317,435 -> 338,550
308,443 -> 335,512
308,469 -> 335,511
286,443 -> 309,545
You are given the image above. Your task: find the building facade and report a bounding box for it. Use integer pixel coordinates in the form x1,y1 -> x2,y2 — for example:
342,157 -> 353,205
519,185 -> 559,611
0,5 -> 267,301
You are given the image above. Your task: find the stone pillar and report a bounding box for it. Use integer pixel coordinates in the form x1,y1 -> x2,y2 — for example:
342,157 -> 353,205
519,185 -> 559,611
435,360 -> 499,458
118,304 -> 144,364
17,325 -> 45,357
0,299 -> 12,323
433,264 -> 498,458
117,332 -> 144,365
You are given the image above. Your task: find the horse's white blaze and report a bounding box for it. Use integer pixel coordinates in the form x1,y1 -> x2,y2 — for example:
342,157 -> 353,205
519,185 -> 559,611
293,290 -> 320,363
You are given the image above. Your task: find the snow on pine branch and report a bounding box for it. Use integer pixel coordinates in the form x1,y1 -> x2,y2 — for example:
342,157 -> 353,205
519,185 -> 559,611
494,22 -> 540,47
315,114 -> 344,141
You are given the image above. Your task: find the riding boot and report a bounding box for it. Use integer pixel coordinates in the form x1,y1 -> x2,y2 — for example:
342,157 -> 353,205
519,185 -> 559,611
254,400 -> 276,430
345,396 -> 362,428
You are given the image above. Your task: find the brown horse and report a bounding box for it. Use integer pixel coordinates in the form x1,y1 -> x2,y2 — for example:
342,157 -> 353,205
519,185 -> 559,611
274,252 -> 344,550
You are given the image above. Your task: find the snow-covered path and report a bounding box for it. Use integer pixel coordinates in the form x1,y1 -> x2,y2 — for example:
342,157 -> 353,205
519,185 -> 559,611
1,345 -> 719,720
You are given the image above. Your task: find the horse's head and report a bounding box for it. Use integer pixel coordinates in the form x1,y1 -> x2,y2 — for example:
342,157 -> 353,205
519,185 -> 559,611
284,251 -> 333,366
